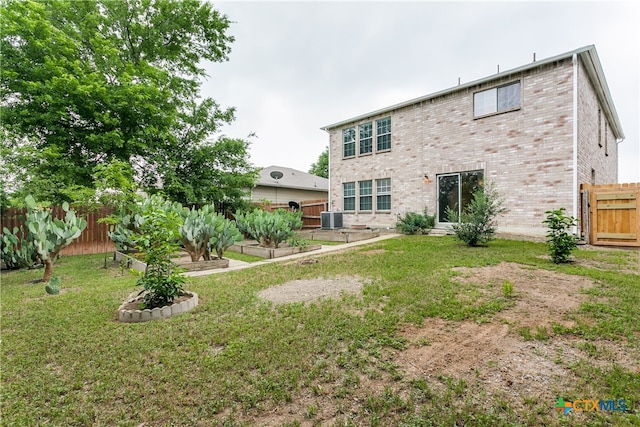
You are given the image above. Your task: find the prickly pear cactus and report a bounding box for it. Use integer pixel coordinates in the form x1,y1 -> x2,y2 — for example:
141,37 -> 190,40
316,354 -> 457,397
233,209 -> 296,248
45,277 -> 61,295
1,225 -> 38,270
25,196 -> 88,282
178,207 -> 212,262
208,218 -> 242,259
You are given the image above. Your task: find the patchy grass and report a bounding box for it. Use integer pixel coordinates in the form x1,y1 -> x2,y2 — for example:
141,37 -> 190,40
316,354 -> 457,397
223,251 -> 264,263
304,239 -> 345,246
1,237 -> 638,426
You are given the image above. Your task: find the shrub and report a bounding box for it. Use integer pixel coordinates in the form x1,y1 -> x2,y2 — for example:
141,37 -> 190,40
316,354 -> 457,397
396,210 -> 435,235
543,208 -> 578,263
131,195 -> 185,309
446,182 -> 506,246
287,234 -> 309,249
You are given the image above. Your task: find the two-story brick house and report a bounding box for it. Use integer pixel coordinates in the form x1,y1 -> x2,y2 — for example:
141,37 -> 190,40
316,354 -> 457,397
321,45 -> 624,236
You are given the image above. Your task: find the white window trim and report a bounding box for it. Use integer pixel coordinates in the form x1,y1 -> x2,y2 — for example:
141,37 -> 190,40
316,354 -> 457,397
343,128 -> 356,158
473,81 -> 521,118
376,117 -> 392,152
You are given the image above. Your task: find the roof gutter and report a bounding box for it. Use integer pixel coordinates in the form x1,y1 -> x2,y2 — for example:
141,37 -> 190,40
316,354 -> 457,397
577,48 -> 625,142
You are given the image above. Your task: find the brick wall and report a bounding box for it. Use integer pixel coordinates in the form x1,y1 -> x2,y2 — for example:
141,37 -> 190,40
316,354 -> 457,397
576,59 -> 618,187
328,56 -> 616,236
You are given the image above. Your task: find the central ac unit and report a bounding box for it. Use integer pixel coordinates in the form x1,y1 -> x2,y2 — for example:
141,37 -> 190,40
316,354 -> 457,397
321,211 -> 343,230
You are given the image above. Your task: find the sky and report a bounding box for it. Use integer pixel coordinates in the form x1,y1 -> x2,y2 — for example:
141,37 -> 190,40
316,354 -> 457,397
202,1 -> 640,183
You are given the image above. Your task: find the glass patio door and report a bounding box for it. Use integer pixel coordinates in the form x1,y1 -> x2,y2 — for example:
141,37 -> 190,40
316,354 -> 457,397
437,170 -> 484,223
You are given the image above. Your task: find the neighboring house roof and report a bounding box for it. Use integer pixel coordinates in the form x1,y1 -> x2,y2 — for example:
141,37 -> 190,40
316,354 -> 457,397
321,45 -> 624,141
256,166 -> 328,192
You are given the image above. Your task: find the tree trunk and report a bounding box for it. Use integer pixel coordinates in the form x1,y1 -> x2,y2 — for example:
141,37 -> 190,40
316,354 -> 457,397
42,258 -> 54,283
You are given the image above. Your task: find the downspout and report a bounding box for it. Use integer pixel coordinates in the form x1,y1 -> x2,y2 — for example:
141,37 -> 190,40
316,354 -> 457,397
321,127 -> 331,212
572,53 -> 579,236
327,134 -> 331,212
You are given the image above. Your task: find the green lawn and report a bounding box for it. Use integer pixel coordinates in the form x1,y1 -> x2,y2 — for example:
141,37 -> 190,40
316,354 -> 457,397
1,236 -> 638,426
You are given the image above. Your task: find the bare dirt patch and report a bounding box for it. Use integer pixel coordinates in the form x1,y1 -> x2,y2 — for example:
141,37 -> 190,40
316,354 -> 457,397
217,263 -> 638,425
257,275 -> 368,305
397,320 -> 571,410
395,262 -> 638,410
451,262 -> 595,329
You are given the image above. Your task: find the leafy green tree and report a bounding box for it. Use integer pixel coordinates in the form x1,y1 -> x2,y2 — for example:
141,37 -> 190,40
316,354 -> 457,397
160,136 -> 258,208
1,0 -> 251,205
92,159 -> 140,212
309,147 -> 329,178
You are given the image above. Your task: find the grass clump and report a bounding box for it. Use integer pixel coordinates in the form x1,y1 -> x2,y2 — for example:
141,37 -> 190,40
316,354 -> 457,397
502,279 -> 514,297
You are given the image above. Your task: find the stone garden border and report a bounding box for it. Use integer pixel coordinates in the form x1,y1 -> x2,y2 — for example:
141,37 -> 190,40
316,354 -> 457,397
117,291 -> 198,323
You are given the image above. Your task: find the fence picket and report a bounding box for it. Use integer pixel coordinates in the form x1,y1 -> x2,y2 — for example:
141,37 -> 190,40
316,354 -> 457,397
581,183 -> 640,247
1,206 -> 115,256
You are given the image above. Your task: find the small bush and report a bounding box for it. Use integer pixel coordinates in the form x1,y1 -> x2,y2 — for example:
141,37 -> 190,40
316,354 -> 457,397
543,208 -> 578,263
131,195 -> 186,308
287,234 -> 309,248
446,182 -> 506,246
396,210 -> 435,235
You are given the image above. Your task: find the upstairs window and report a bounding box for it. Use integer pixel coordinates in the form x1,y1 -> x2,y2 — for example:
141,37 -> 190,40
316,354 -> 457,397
359,122 -> 373,155
474,81 -> 521,117
343,128 -> 356,158
376,117 -> 391,151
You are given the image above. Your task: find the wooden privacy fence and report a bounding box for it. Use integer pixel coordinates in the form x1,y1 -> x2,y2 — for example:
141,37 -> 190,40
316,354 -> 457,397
261,199 -> 329,229
580,183 -> 640,247
1,206 -> 115,256
1,199 -> 331,258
